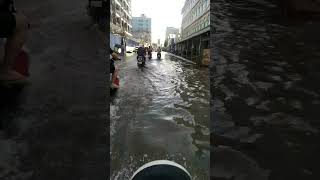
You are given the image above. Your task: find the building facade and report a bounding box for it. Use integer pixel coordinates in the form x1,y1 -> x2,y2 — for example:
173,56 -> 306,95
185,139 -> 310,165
132,14 -> 152,45
110,0 -> 139,51
180,0 -> 210,40
110,0 -> 132,37
164,27 -> 180,46
176,0 -> 210,65
165,27 -> 180,40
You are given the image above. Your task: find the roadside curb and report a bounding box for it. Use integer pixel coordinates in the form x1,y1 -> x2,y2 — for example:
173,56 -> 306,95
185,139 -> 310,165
166,52 -> 196,64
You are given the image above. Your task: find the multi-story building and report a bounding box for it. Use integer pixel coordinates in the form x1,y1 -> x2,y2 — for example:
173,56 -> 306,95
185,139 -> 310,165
180,0 -> 210,40
164,27 -> 180,52
165,27 -> 180,40
110,0 -> 132,36
165,27 -> 180,44
176,0 -> 210,65
110,0 -> 140,51
132,14 -> 152,45
157,39 -> 161,47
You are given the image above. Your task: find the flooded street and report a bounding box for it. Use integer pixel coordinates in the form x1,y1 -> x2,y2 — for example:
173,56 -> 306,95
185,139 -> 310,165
110,52 -> 210,179
212,0 -> 320,179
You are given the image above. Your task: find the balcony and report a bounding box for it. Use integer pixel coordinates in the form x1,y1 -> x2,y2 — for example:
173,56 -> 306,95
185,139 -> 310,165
123,0 -> 130,7
115,0 -> 121,6
125,31 -> 132,37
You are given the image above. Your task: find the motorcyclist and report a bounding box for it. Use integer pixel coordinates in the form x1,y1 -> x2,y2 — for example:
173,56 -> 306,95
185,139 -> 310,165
0,0 -> 29,82
147,46 -> 152,57
157,47 -> 161,59
137,45 -> 146,60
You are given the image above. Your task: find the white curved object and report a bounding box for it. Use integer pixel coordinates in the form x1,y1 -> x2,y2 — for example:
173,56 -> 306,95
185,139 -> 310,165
130,160 -> 191,180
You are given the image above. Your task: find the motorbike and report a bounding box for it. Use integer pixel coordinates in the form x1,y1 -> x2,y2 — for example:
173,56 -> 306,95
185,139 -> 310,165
130,160 -> 191,180
137,55 -> 146,67
148,52 -> 152,60
157,52 -> 161,59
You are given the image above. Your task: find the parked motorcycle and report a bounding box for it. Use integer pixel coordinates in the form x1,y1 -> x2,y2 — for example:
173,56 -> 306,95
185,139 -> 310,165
110,66 -> 120,91
0,40 -> 30,91
110,50 -> 121,93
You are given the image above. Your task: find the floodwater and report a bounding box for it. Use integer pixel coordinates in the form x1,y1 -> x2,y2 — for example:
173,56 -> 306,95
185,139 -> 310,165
110,52 -> 210,179
212,0 -> 320,180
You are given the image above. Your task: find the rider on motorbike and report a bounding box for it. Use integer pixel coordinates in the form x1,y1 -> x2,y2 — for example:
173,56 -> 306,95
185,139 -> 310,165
157,47 -> 161,58
137,45 -> 146,60
147,46 -> 152,57
0,0 -> 29,82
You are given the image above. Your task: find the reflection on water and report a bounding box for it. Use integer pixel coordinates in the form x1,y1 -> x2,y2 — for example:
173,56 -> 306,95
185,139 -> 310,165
212,0 -> 320,179
110,52 -> 210,179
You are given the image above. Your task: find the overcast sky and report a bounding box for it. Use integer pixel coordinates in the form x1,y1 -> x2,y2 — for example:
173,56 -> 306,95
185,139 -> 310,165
131,0 -> 185,44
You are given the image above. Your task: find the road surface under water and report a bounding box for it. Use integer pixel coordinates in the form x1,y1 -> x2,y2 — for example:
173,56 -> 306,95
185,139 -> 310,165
212,0 -> 320,180
110,52 -> 210,179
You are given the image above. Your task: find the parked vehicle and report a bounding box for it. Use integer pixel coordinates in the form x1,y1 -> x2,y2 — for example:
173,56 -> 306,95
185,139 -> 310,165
110,49 -> 121,92
0,41 -> 30,91
133,46 -> 139,53
126,46 -> 135,53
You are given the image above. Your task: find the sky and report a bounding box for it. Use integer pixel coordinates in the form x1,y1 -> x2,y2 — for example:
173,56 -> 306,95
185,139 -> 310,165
131,0 -> 186,45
